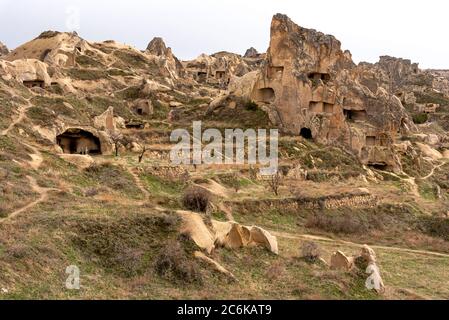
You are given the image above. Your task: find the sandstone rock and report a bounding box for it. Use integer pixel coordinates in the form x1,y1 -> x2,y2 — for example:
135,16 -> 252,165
59,154 -> 94,169
330,251 -> 354,270
416,142 -> 443,160
244,47 -> 259,58
146,37 -> 168,56
0,41 -> 8,56
2,59 -> 51,87
145,37 -> 184,79
442,149 -> 449,159
169,101 -> 183,108
178,210 -> 215,254
248,14 -> 414,171
132,99 -> 153,116
93,107 -> 116,131
426,134 -> 440,146
360,245 -> 377,264
141,79 -> 171,93
183,51 -> 263,88
5,31 -> 88,67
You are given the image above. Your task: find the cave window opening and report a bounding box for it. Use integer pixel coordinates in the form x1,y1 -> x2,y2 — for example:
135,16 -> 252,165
300,128 -> 313,140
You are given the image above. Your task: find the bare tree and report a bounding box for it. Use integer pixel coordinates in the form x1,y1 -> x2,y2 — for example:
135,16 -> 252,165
267,171 -> 282,196
136,142 -> 148,163
109,130 -> 124,157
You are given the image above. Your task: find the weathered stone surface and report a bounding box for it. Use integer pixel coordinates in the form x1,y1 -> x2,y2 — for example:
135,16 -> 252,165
247,14 -> 415,171
145,37 -> 184,79
244,47 -> 259,58
0,41 -> 8,56
1,58 -> 52,87
183,51 -> 263,88
330,251 -> 354,270
146,37 -> 168,56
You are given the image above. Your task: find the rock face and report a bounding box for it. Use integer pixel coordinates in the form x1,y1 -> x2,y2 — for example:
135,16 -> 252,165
5,31 -> 88,67
146,37 -> 168,56
330,251 -> 354,270
244,47 -> 259,58
248,14 -> 414,171
0,41 -> 8,56
145,37 -> 184,79
0,58 -> 52,87
183,51 -> 264,88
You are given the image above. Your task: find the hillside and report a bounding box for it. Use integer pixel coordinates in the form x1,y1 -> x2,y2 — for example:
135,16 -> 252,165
0,14 -> 449,300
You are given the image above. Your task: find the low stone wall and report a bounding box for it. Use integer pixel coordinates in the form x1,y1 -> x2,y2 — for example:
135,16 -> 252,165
227,191 -> 378,214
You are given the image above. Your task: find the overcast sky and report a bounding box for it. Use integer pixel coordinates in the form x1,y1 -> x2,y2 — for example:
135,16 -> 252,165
0,0 -> 448,69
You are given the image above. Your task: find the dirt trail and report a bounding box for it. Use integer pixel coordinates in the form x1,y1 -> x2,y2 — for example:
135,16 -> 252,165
127,167 -> 150,200
22,142 -> 44,170
1,100 -> 33,136
272,231 -> 449,259
0,176 -> 59,223
421,161 -> 447,180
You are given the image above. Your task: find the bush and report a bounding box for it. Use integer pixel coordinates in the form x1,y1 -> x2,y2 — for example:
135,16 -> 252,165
244,100 -> 258,111
412,113 -> 429,124
154,240 -> 202,284
182,187 -> 211,213
419,217 -> 449,241
305,211 -> 383,235
301,241 -> 321,263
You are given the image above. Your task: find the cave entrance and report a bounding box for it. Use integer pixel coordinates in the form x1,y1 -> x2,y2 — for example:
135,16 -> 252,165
256,88 -> 275,103
300,128 -> 313,140
368,163 -> 388,171
344,109 -> 367,122
216,71 -> 225,79
308,72 -> 331,84
57,129 -> 102,155
23,80 -> 45,89
197,71 -> 207,81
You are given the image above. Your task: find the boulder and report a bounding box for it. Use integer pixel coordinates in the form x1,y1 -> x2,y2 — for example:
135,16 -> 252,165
416,142 -> 443,160
177,211 -> 279,255
59,154 -> 94,169
330,251 -> 354,271
4,59 -> 52,86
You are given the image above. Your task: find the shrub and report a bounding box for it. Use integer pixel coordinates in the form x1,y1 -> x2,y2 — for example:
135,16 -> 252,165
305,212 -> 377,235
154,240 -> 202,284
182,187 -> 211,213
412,113 -> 429,124
419,216 -> 449,241
301,241 -> 321,263
244,100 -> 258,111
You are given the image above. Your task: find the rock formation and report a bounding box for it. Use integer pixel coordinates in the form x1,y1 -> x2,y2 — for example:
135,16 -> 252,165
244,47 -> 259,58
183,51 -> 264,88
244,14 -> 415,171
146,37 -> 168,56
0,41 -> 8,56
145,37 -> 184,80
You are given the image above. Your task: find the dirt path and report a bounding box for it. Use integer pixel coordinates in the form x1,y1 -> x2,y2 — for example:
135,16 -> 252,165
0,101 -> 32,136
22,142 -> 44,170
421,161 -> 447,180
127,167 -> 150,200
272,231 -> 449,259
0,176 -> 59,223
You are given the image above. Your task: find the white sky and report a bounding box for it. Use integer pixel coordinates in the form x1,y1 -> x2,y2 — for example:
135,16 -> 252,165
0,0 -> 448,69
